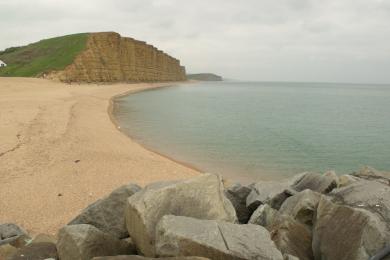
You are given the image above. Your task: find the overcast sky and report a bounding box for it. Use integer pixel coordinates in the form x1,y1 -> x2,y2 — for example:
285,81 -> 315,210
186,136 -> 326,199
1,0 -> 390,83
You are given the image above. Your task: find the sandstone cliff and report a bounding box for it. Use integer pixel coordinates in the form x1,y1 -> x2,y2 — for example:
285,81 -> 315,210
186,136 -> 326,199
49,32 -> 186,83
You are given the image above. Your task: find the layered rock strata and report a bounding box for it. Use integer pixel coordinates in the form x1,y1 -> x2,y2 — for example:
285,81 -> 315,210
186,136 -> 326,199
50,32 -> 186,83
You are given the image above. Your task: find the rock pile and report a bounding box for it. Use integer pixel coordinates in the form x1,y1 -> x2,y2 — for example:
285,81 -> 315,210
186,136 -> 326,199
1,167 -> 389,260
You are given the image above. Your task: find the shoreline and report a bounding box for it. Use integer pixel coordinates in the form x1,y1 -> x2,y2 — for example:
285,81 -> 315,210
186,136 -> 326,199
107,84 -> 206,176
0,78 -> 200,235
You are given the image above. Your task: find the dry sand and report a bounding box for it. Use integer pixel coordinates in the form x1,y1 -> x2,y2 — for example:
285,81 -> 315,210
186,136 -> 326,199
0,77 -> 199,235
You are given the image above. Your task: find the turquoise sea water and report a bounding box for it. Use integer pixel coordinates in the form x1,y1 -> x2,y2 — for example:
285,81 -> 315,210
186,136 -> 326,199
113,81 -> 390,182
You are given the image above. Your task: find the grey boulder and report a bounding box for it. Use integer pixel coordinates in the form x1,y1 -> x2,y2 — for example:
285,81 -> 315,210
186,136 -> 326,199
291,172 -> 338,194
330,178 -> 390,223
0,224 -> 30,248
156,215 -> 284,260
351,166 -> 390,185
248,204 -> 278,228
125,174 -> 237,256
69,183 -> 141,238
268,215 -> 313,260
246,181 -> 290,212
225,183 -> 253,223
57,224 -> 135,260
278,189 -> 321,228
312,196 -> 390,260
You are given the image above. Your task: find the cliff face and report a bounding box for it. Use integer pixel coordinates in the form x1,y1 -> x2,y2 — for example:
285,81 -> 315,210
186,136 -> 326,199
50,32 -> 186,83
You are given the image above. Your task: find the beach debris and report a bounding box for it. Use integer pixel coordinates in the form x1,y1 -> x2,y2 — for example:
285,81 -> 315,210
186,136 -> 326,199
57,193 -> 62,197
74,159 -> 80,163
69,183 -> 141,239
125,173 -> 237,256
155,215 -> 283,260
57,224 -> 135,260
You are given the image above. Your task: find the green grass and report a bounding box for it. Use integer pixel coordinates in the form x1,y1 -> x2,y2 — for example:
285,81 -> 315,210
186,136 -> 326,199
0,33 -> 89,77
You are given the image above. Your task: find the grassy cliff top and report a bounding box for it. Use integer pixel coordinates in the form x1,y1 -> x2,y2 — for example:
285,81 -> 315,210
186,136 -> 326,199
187,73 -> 223,81
0,33 -> 89,77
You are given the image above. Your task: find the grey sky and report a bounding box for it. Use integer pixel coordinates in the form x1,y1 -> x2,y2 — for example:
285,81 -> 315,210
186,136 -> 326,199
1,0 -> 390,83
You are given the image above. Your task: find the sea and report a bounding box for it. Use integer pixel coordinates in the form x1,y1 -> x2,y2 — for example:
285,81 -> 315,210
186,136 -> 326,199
113,81 -> 390,182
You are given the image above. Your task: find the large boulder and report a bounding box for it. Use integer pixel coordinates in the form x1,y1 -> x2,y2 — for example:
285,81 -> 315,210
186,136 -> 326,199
93,256 -> 209,260
9,242 -> 58,260
246,173 -> 307,212
57,224 -> 135,260
278,189 -> 321,228
330,179 -> 390,223
125,174 -> 237,256
312,196 -> 390,260
246,181 -> 290,212
225,183 -> 253,223
268,215 -> 313,260
248,204 -> 278,227
69,183 -> 141,238
291,172 -> 338,194
351,166 -> 390,185
156,215 -> 284,260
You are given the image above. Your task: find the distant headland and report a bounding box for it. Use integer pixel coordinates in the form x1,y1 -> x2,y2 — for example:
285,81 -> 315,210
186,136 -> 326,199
187,73 -> 223,81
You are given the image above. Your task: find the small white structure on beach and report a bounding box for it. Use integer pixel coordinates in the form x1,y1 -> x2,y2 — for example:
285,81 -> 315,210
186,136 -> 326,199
0,60 -> 7,68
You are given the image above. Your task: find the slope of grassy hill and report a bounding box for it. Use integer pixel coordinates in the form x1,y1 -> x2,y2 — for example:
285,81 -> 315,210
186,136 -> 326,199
187,73 -> 223,81
0,33 -> 89,77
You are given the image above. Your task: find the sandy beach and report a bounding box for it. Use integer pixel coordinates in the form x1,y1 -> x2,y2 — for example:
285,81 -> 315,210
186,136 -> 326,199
0,77 -> 199,235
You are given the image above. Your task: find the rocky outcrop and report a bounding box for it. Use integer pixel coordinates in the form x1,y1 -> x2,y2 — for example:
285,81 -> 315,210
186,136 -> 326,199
93,256 -> 210,260
69,183 -> 141,238
156,215 -> 284,260
49,32 -> 186,83
125,174 -> 237,256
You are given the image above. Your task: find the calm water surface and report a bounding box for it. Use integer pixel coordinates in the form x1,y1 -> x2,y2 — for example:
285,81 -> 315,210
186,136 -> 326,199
114,81 -> 390,181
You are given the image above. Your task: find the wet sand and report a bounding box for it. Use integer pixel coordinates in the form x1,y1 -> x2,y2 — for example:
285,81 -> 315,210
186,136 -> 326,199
0,77 -> 199,235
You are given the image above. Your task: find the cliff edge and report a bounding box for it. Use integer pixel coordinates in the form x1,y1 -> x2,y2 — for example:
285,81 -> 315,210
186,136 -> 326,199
0,32 -> 186,83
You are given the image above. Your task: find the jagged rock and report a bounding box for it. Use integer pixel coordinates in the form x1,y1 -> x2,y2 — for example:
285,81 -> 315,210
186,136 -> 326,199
9,242 -> 58,260
125,174 -> 237,256
69,183 -> 141,239
268,188 -> 297,210
225,183 -> 253,223
57,224 -> 135,260
278,189 -> 321,228
248,204 -> 278,227
246,181 -> 290,212
291,172 -> 338,194
338,174 -> 360,188
156,215 -> 284,260
0,244 -> 17,259
330,179 -> 390,222
93,256 -> 210,260
351,166 -> 390,185
0,224 -> 30,248
268,215 -> 313,260
246,173 -> 307,212
312,196 -> 390,260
